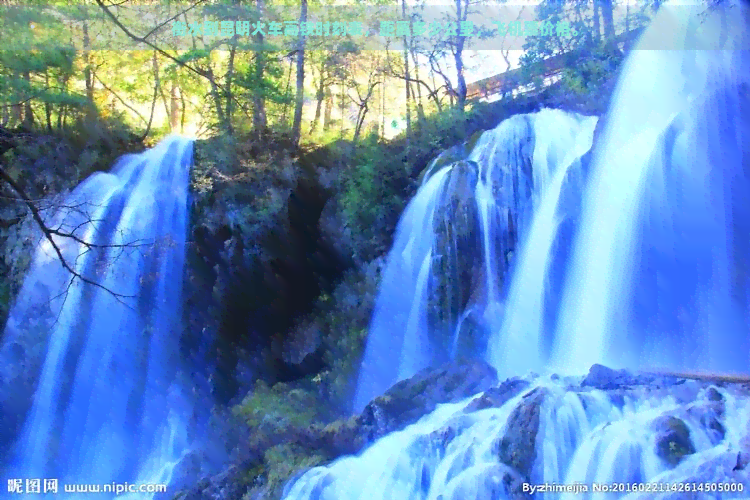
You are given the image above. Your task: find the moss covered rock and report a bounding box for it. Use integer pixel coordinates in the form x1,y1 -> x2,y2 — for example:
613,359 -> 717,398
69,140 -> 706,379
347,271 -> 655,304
357,357 -> 497,443
652,415 -> 696,466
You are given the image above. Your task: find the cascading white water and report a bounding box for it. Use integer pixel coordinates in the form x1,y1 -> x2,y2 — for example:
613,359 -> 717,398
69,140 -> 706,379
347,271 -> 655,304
0,136 -> 194,497
488,116 -> 598,379
285,374 -> 750,500
551,0 -> 750,375
354,167 -> 453,411
354,109 -> 598,410
289,1 -> 750,498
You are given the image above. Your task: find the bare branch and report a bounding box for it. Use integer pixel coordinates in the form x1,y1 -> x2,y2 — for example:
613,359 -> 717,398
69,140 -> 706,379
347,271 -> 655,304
0,164 -> 135,301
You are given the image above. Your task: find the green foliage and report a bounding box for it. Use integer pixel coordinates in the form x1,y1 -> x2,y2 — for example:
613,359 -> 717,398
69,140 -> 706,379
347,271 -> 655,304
262,444 -> 326,496
297,264 -> 382,408
559,44 -> 624,95
232,380 -> 327,434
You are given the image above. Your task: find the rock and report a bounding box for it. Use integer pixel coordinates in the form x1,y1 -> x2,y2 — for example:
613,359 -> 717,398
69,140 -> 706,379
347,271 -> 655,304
304,416 -> 365,458
496,387 -> 547,481
581,363 -> 682,390
358,357 -> 498,442
154,450 -> 207,500
582,364 -> 638,390
282,320 -> 323,366
465,377 -> 530,412
179,464 -> 254,500
706,386 -> 723,402
686,400 -> 725,445
428,161 -> 483,352
318,196 -> 355,260
652,416 -> 696,466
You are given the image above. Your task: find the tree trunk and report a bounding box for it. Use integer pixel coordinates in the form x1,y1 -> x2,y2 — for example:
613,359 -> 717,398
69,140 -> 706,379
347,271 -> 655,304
44,70 -> 52,131
411,50 -> 425,122
283,56 -> 294,126
180,89 -> 187,134
380,75 -> 385,138
430,72 -> 443,112
311,66 -> 325,133
354,104 -> 368,143
401,0 -> 411,141
22,71 -> 33,129
57,72 -> 70,130
339,80 -> 345,137
291,0 -> 307,148
83,20 -> 96,121
253,0 -> 267,138
625,0 -> 631,34
593,0 -> 601,43
208,66 -> 226,129
323,88 -> 332,131
140,52 -> 160,140
225,35 -> 237,136
454,0 -> 467,112
170,83 -> 180,131
600,0 -> 615,40
153,52 -> 172,130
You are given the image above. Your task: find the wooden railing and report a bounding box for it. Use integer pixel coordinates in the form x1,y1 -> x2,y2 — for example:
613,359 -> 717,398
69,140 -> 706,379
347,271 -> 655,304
466,29 -> 642,101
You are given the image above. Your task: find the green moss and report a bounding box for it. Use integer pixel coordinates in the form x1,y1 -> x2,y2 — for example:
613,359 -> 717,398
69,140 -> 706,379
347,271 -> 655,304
232,380 -> 321,433
465,130 -> 484,154
655,416 -> 696,466
263,444 -> 326,497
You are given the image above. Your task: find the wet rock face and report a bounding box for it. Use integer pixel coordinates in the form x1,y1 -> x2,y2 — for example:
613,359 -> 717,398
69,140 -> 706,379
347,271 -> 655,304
182,155 -> 354,405
496,387 -> 547,480
465,377 -> 530,412
428,160 -> 484,355
581,363 -> 684,390
652,415 -> 696,466
177,464 -> 253,500
358,357 -> 498,442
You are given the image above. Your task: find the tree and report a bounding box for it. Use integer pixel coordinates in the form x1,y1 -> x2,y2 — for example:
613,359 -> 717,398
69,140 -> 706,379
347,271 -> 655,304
291,0 -> 308,148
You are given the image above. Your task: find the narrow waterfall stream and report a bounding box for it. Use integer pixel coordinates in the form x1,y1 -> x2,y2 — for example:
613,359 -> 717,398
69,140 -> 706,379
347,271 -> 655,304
0,136 -> 195,497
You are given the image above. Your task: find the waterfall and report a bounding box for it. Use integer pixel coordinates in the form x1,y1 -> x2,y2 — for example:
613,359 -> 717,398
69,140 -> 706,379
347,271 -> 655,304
286,0 -> 750,498
488,116 -> 597,379
354,110 -> 597,410
551,0 -> 750,374
0,136 -> 194,496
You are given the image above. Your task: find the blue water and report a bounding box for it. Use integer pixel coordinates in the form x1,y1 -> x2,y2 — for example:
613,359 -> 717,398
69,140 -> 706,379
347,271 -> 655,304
0,136 -> 194,497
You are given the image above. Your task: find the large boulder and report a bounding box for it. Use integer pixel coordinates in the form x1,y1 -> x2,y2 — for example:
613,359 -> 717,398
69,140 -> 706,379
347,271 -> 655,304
304,357 -> 499,458
465,377 -> 530,412
357,357 -> 498,442
496,387 -> 547,480
652,415 -> 696,466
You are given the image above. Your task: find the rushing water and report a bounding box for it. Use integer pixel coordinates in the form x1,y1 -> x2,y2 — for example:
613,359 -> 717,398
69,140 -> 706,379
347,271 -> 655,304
293,0 -> 750,498
0,136 -> 194,497
354,110 -> 598,410
287,376 -> 750,500
551,0 -> 750,376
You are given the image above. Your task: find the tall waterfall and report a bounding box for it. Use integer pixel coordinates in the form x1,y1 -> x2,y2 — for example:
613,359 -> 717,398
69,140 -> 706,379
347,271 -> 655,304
0,136 -> 194,495
354,110 -> 598,410
286,0 -> 750,498
551,0 -> 750,375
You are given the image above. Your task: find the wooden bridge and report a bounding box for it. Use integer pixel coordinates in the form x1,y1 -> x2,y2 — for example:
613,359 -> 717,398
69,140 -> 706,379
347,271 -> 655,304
466,52 -> 570,100
466,29 -> 642,101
